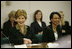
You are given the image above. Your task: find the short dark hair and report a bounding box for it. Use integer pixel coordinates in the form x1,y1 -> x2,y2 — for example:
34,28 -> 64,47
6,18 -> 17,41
50,12 -> 61,20
34,10 -> 43,21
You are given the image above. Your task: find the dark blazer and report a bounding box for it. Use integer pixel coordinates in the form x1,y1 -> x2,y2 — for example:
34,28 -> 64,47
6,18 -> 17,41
9,25 -> 38,45
61,21 -> 71,35
30,21 -> 46,34
43,24 -> 62,43
3,20 -> 17,37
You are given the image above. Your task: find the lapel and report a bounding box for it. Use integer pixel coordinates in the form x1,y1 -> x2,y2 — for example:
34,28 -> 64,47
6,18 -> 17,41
16,24 -> 28,35
49,25 -> 55,40
36,21 -> 43,28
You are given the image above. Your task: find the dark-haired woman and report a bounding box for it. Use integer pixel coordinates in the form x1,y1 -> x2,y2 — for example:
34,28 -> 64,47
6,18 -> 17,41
43,12 -> 62,43
30,10 -> 46,43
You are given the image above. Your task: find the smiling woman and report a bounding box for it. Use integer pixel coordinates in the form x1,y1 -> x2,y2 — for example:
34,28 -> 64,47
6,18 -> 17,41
43,12 -> 62,43
15,9 -> 27,27
8,9 -> 37,45
30,10 -> 46,43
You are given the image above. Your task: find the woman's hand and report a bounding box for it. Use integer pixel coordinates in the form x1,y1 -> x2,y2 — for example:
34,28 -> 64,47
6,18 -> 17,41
23,38 -> 32,44
38,31 -> 43,35
62,30 -> 66,33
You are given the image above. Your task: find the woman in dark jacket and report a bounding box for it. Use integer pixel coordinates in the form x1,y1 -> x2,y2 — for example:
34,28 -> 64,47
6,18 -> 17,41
3,10 -> 17,37
9,9 -> 37,45
9,25 -> 36,45
59,11 -> 71,35
43,12 -> 62,43
31,10 -> 46,43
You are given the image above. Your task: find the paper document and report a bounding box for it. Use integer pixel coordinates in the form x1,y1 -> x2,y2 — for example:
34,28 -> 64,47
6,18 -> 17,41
47,43 -> 59,48
27,44 -> 41,46
14,44 -> 27,48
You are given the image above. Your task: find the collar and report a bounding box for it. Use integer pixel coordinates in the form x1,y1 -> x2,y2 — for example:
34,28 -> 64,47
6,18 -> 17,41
16,24 -> 28,31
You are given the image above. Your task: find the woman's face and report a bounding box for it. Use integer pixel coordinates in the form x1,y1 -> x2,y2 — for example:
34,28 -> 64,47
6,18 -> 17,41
36,12 -> 42,20
61,14 -> 64,21
51,14 -> 60,26
16,15 -> 26,26
10,17 -> 15,22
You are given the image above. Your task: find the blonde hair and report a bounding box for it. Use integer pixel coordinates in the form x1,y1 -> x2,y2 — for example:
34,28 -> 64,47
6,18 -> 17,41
8,10 -> 16,19
15,9 -> 27,19
59,11 -> 64,16
59,11 -> 65,25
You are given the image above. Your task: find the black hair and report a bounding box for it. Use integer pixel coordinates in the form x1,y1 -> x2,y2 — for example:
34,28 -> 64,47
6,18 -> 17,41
50,12 -> 61,20
49,12 -> 61,24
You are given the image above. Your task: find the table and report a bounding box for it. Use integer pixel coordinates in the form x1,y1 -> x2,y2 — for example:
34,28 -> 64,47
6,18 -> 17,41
28,35 -> 71,48
1,35 -> 71,48
27,43 -> 48,48
14,35 -> 71,48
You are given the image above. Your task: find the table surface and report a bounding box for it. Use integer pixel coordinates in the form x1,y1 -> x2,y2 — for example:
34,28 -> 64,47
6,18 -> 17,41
28,35 -> 71,48
27,43 -> 48,48
1,35 -> 71,48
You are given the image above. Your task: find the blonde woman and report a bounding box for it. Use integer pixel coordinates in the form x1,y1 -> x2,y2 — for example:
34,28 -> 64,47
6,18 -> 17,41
9,9 -> 36,45
3,10 -> 17,37
59,11 -> 71,35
